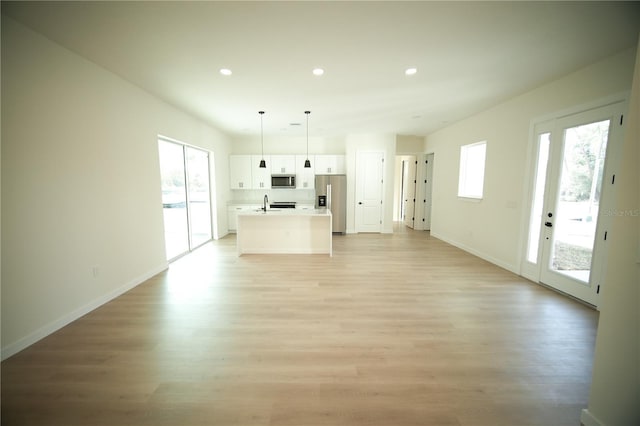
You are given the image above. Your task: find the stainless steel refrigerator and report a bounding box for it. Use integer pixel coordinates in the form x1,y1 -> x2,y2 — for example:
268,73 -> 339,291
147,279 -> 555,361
315,174 -> 346,234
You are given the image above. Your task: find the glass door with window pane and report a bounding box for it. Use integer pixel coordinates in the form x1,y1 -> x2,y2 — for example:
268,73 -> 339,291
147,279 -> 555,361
186,147 -> 212,248
525,102 -> 624,306
159,141 -> 190,260
158,140 -> 213,261
526,130 -> 551,265
542,119 -> 609,284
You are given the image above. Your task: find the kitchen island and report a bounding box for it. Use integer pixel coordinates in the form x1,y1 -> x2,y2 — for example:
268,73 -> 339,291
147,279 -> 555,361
236,208 -> 332,256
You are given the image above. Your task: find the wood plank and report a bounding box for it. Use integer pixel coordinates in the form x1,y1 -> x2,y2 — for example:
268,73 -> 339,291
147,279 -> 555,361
1,227 -> 597,426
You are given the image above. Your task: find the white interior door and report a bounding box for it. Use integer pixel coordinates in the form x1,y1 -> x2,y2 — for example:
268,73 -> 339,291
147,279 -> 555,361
423,153 -> 434,231
531,102 -> 624,306
355,151 -> 384,233
403,158 -> 416,228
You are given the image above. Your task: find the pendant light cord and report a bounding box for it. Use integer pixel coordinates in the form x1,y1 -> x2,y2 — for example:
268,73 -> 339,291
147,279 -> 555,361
259,111 -> 264,158
305,111 -> 311,167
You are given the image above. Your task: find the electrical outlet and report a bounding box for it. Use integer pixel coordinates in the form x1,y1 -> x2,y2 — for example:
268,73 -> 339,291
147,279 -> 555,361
92,266 -> 100,278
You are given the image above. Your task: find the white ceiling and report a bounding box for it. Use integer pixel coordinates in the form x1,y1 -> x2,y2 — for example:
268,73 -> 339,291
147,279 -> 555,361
3,1 -> 640,139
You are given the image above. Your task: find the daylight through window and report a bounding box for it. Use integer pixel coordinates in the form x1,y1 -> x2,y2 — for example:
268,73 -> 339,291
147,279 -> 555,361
458,141 -> 487,199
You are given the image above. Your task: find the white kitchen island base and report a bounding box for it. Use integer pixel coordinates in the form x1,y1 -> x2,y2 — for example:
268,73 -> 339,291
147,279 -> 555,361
237,209 -> 332,256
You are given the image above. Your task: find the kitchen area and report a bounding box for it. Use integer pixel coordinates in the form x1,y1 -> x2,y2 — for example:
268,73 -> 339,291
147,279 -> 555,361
227,154 -> 347,255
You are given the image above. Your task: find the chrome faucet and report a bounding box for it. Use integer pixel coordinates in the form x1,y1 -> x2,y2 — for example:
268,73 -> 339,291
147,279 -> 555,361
263,194 -> 269,212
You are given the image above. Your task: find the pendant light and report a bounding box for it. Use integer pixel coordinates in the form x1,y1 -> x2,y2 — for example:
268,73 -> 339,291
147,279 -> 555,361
258,111 -> 266,168
304,110 -> 311,168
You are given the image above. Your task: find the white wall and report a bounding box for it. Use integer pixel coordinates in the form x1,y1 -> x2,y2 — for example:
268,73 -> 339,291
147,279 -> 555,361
1,16 -> 232,359
396,135 -> 423,154
581,39 -> 640,426
230,135 -> 345,155
424,47 -> 637,273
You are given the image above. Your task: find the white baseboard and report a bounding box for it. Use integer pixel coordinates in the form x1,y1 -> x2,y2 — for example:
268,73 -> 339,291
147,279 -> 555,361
1,262 -> 168,361
580,409 -> 604,426
430,231 -> 519,274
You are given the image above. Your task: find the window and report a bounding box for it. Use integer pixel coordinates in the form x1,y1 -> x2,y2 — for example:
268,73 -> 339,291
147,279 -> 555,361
526,132 -> 550,264
458,141 -> 487,199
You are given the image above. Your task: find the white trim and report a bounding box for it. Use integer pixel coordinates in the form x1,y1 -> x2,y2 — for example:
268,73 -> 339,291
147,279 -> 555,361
520,261 -> 540,282
457,196 -> 482,202
1,262 -> 168,361
430,231 -> 518,274
580,409 -> 605,426
529,91 -> 629,128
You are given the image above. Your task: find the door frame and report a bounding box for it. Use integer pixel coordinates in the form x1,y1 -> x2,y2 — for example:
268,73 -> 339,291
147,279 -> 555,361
422,153 -> 434,231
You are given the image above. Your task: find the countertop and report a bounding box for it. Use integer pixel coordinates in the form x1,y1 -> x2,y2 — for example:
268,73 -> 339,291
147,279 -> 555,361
228,201 -> 316,206
238,208 -> 331,216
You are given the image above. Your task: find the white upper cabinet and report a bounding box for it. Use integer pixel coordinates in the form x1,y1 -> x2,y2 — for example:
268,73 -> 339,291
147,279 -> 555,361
229,155 -> 252,189
315,155 -> 345,174
270,155 -> 296,174
230,154 -> 344,189
251,155 -> 271,189
295,155 -> 315,189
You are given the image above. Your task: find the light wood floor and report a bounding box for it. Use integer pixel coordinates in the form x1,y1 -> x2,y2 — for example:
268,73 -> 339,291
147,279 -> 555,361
2,227 -> 598,426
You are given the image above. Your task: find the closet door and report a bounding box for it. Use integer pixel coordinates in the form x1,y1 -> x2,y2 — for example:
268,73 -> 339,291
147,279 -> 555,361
402,158 -> 417,229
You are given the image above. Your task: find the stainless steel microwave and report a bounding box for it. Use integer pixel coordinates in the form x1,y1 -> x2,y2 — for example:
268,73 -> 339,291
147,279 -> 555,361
271,174 -> 296,188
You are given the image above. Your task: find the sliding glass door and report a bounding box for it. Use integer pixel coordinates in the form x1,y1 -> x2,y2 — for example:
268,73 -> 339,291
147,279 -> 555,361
185,147 -> 213,248
158,139 -> 212,261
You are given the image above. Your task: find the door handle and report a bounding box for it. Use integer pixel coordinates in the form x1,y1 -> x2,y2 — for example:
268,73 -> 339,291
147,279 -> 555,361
544,221 -> 553,227
358,202 -> 363,205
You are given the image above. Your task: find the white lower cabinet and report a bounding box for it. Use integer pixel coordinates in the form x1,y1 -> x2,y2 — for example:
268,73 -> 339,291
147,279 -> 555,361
228,205 -> 260,232
296,204 -> 315,210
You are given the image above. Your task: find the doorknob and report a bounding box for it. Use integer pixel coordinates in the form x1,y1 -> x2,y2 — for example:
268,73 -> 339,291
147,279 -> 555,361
358,202 -> 363,205
544,221 -> 553,227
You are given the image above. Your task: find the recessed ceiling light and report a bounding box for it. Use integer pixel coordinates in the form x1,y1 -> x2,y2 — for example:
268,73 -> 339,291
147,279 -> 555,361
312,68 -> 324,76
405,67 -> 417,76
220,68 -> 232,76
